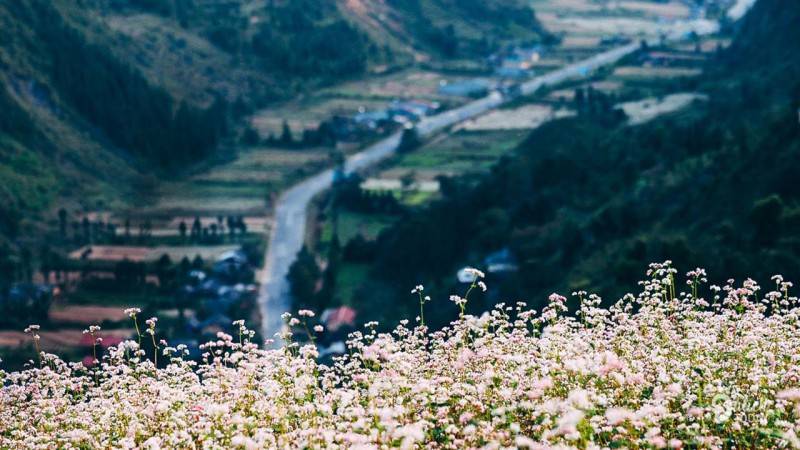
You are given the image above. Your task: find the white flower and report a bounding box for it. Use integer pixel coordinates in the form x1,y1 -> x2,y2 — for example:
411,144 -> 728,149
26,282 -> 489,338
605,407 -> 634,426
463,267 -> 485,279
778,389 -> 800,402
2,263 -> 799,449
515,436 -> 539,448
450,295 -> 466,306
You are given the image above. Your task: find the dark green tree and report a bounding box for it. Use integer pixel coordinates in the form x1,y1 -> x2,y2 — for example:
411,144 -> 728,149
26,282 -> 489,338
179,221 -> 187,240
58,208 -> 68,239
280,120 -> 294,147
287,246 -> 321,310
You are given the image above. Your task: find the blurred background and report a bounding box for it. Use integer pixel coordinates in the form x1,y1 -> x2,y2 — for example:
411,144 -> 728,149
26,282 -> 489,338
0,0 -> 797,369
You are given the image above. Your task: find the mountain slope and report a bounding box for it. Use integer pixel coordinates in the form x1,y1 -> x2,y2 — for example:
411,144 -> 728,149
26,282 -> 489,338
0,0 -> 548,259
343,0 -> 551,60
0,0 -> 233,251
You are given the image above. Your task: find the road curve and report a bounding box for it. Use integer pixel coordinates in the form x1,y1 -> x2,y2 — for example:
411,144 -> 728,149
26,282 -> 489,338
257,133 -> 402,344
255,30 -> 714,341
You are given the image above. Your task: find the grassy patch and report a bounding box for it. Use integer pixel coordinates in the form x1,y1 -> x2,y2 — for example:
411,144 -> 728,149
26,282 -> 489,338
322,211 -> 396,246
391,130 -> 527,174
333,263 -> 371,305
396,190 -> 438,206
0,139 -> 59,210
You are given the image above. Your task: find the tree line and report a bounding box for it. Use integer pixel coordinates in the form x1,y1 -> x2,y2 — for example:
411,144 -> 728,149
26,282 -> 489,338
24,0 -> 228,170
251,0 -> 369,79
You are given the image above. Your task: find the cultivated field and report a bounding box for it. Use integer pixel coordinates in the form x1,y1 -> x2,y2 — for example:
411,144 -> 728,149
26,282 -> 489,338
68,244 -> 240,263
560,36 -> 602,49
49,305 -> 130,325
360,178 -> 440,192
540,15 -> 677,37
251,98 -> 388,136
612,65 -> 704,80
380,130 -> 528,181
318,69 -> 471,102
617,92 -> 708,125
458,104 -> 575,131
0,328 -> 133,352
148,147 -> 334,217
531,0 -> 691,20
618,1 -> 690,19
251,69 -> 469,136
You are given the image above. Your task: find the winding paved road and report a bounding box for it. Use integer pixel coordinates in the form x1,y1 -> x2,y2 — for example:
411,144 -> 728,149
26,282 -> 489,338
256,21 -> 720,341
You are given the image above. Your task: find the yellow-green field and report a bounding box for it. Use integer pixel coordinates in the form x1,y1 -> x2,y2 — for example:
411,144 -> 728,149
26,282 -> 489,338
146,147 -> 335,217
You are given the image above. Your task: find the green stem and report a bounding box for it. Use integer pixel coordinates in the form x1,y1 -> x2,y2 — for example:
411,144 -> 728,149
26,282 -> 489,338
33,338 -> 42,367
133,315 -> 142,347
418,292 -> 425,327
150,333 -> 158,368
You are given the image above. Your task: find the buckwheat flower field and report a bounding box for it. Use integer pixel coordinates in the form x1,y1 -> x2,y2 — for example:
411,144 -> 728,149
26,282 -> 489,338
3,262 -> 800,449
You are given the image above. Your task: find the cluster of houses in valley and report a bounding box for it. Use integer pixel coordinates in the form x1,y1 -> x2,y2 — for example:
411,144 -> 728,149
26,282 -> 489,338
0,282 -> 54,327
287,44 -> 557,149
325,46 -> 551,143
488,46 -> 544,80
167,249 -> 259,355
0,243 -> 261,362
349,99 -> 442,135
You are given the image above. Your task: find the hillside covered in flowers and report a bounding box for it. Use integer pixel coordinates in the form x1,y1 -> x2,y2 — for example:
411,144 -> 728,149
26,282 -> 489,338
3,262 -> 800,448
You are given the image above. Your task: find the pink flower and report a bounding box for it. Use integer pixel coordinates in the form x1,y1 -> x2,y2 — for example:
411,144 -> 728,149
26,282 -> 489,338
605,407 -> 634,426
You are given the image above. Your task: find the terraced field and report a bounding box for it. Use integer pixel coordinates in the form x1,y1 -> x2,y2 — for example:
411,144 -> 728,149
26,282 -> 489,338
149,148 -> 334,217
380,130 -> 529,181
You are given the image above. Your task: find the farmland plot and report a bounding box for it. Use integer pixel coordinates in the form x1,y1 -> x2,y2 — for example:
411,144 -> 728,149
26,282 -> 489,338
458,104 -> 575,131
617,92 -> 708,125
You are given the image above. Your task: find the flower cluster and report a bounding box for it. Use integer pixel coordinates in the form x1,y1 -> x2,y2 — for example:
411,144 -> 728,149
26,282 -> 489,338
2,262 -> 800,449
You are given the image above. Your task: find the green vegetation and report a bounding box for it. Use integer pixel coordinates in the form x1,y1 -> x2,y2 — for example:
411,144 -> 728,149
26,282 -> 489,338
392,129 -> 527,173
388,0 -> 553,57
0,0 -> 547,252
321,211 -> 396,245
331,263 -> 370,306
330,0 -> 800,329
2,1 -> 227,169
251,1 -> 369,79
47,20 -> 226,169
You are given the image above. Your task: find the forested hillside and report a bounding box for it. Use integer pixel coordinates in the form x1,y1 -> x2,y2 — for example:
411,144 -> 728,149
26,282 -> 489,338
347,0 -> 800,329
381,0 -> 551,58
0,0 -> 548,249
0,0 -> 228,255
